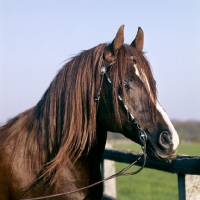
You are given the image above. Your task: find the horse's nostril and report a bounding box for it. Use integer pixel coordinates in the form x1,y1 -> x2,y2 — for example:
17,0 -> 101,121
159,131 -> 171,149
162,132 -> 170,144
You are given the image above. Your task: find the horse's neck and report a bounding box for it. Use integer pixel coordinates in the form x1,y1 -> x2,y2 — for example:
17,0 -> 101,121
88,126 -> 107,171
89,125 -> 107,163
82,126 -> 106,199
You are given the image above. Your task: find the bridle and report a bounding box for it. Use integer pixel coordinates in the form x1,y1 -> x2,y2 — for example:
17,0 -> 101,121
95,61 -> 148,144
23,62 -> 148,200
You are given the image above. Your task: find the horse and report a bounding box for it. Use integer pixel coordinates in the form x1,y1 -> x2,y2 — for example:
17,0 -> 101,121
0,25 -> 179,200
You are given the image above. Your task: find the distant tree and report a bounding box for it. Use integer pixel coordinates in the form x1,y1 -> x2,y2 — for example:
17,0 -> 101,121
172,120 -> 200,143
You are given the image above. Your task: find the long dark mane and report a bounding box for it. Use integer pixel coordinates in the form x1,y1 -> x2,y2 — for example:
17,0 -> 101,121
1,43 -> 157,188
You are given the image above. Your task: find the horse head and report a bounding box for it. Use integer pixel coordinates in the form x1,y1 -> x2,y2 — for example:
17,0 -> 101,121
97,25 -> 179,161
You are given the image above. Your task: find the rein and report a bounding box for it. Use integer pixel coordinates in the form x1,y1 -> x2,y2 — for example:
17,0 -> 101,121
24,152 -> 146,200
23,62 -> 147,200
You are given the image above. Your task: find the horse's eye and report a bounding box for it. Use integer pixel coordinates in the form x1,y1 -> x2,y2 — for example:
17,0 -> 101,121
124,81 -> 130,91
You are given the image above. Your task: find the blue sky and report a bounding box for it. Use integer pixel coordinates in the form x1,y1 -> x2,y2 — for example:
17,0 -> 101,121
0,1 -> 200,124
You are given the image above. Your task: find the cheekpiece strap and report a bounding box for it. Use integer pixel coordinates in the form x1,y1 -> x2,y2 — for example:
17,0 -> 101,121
94,62 -> 115,101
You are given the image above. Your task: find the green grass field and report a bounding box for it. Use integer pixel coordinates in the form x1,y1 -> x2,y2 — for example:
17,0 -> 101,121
112,142 -> 200,200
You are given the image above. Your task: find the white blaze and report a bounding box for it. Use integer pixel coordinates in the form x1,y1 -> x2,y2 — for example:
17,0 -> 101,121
134,64 -> 153,100
156,102 -> 179,150
134,64 -> 179,150
134,64 -> 140,77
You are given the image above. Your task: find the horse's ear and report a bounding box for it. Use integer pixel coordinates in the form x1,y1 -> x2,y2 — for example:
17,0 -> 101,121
130,27 -> 144,51
109,25 -> 124,55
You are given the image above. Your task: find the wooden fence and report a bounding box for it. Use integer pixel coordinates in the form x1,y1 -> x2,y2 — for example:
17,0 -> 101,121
102,148 -> 200,200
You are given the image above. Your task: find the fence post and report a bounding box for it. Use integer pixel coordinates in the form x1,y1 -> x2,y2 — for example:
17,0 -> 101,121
185,174 -> 200,200
103,143 -> 117,199
178,174 -> 186,200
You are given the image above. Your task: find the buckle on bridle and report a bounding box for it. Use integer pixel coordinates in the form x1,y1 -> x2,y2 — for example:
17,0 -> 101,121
100,66 -> 106,75
139,131 -> 147,141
